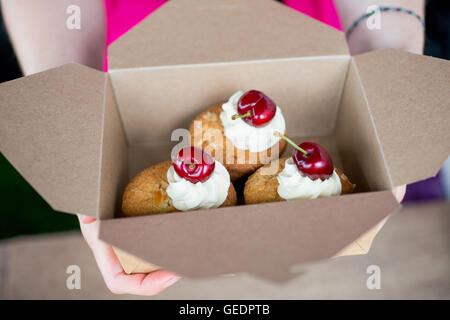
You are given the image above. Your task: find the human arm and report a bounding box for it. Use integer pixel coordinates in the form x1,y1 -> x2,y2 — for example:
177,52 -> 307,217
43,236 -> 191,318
334,0 -> 425,55
1,0 -> 105,75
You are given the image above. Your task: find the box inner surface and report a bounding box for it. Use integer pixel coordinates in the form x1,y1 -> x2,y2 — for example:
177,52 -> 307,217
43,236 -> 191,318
101,56 -> 391,220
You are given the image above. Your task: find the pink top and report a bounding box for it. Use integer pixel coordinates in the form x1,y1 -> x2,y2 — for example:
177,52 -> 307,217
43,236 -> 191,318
282,0 -> 342,31
104,0 -> 342,68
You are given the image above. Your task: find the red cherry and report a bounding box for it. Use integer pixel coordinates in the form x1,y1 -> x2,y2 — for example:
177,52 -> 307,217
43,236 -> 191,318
173,146 -> 215,183
293,142 -> 334,180
232,90 -> 276,127
274,132 -> 334,180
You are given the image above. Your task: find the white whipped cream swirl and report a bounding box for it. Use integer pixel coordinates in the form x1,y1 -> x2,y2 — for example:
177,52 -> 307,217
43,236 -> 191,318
166,160 -> 230,211
277,158 -> 342,200
219,90 -> 286,152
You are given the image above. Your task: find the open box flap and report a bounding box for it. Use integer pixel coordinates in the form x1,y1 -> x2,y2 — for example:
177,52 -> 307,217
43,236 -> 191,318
108,0 -> 349,70
99,191 -> 399,281
0,64 -> 107,218
354,49 -> 450,187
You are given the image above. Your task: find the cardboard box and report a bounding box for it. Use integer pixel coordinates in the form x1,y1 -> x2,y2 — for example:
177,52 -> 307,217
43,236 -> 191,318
1,0 -> 449,281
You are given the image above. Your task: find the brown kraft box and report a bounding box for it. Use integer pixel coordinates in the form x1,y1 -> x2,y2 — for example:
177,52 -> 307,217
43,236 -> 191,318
0,0 -> 449,281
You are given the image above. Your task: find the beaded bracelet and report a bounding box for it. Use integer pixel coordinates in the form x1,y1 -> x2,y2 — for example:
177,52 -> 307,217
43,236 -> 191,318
346,7 -> 426,38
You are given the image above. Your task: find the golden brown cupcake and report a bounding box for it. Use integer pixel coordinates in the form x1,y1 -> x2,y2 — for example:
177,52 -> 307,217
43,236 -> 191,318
189,90 -> 287,181
122,148 -> 237,217
244,157 -> 355,205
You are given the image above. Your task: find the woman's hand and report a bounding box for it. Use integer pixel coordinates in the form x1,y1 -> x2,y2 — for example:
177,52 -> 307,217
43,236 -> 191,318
78,215 -> 180,296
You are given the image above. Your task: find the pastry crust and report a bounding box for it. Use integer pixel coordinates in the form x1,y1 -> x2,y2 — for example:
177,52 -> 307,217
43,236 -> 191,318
189,104 -> 287,181
244,157 -> 355,205
122,160 -> 237,217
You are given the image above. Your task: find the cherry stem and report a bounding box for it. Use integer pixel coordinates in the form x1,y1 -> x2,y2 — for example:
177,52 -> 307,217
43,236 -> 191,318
187,163 -> 196,170
232,111 -> 252,120
274,131 -> 309,156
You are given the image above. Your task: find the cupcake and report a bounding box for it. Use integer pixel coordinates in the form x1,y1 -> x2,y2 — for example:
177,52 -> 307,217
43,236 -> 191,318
122,147 -> 237,216
189,90 -> 287,181
244,137 -> 355,204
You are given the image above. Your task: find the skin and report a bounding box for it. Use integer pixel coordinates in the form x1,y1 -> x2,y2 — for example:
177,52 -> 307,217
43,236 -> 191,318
77,215 -> 180,295
1,0 -> 105,74
2,0 -> 415,295
334,0 -> 425,55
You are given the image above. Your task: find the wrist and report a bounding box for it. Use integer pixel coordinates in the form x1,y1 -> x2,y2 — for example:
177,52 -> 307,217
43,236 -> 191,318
347,12 -> 425,55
